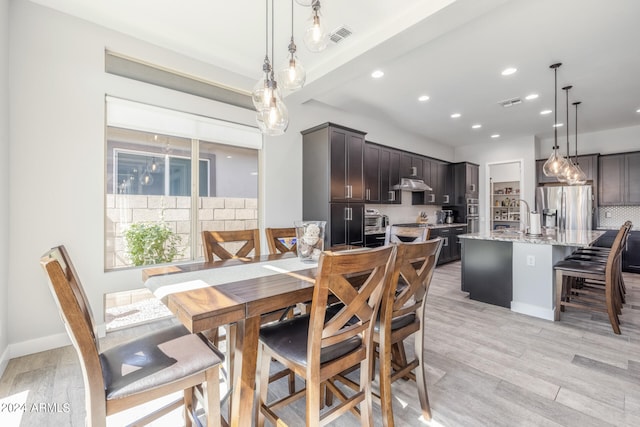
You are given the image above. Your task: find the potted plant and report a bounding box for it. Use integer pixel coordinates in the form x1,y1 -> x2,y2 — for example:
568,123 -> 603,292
124,222 -> 182,266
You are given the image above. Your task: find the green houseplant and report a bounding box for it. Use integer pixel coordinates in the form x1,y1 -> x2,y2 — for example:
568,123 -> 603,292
124,222 -> 182,266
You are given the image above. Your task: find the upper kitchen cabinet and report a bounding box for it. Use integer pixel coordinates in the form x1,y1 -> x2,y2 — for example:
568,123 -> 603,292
364,143 -> 380,203
599,152 -> 640,205
451,162 -> 479,203
400,152 -> 424,180
367,142 -> 401,204
302,123 -> 365,203
412,158 -> 450,205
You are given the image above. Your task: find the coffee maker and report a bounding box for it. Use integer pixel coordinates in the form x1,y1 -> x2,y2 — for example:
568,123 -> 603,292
443,210 -> 454,224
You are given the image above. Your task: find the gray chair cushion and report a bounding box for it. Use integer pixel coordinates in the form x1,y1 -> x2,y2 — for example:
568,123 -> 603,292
374,313 -> 416,333
259,315 -> 361,367
100,324 -> 224,400
554,259 -> 605,274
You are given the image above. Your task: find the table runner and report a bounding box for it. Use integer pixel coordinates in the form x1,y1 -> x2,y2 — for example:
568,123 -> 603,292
146,257 -> 318,300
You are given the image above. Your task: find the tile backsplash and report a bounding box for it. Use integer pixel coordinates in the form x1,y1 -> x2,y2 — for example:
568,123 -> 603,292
366,191 -> 443,225
598,205 -> 640,228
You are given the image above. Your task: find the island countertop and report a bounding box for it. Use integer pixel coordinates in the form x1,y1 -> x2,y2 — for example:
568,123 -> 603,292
458,229 -> 604,247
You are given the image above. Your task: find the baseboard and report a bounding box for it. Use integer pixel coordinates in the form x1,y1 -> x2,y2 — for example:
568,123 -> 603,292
0,345 -> 10,378
8,332 -> 70,359
510,301 -> 555,321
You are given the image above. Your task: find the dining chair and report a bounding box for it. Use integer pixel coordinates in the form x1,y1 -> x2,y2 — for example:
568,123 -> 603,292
256,245 -> 396,427
40,246 -> 224,427
553,221 -> 631,334
384,225 -> 430,245
375,238 -> 443,426
327,239 -> 443,426
265,227 -> 298,255
202,229 -> 260,261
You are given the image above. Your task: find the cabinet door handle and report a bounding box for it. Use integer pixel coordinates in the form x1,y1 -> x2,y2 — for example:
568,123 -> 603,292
388,191 -> 395,202
366,188 -> 370,200
345,207 -> 352,221
443,195 -> 450,204
428,194 -> 435,203
349,185 -> 353,199
470,184 -> 476,192
443,237 -> 449,247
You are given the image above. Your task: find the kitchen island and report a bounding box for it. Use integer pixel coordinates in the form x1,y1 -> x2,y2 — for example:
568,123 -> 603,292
458,229 -> 604,320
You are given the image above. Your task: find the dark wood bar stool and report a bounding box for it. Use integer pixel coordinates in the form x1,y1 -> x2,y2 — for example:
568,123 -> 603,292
554,221 -> 631,334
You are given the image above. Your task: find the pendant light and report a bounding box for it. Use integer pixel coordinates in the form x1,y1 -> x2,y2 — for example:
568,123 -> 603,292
253,0 -> 289,135
278,0 -> 306,91
558,85 -> 575,183
542,63 -> 568,177
303,1 -> 328,52
570,101 -> 587,184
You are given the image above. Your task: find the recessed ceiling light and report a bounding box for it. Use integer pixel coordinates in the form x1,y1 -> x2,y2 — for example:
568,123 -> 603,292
501,67 -> 517,76
450,113 -> 461,119
540,109 -> 552,115
226,155 -> 233,159
371,70 -> 384,79
418,95 -> 430,102
472,124 -> 482,129
525,93 -> 539,100
553,123 -> 564,128
491,134 -> 500,139
636,108 -> 640,113
250,172 -> 258,176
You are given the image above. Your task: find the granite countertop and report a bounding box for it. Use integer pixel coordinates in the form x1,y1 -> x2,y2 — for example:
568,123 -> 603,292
458,229 -> 605,246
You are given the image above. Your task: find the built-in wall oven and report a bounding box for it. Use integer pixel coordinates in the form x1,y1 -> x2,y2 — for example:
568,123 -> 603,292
467,215 -> 479,233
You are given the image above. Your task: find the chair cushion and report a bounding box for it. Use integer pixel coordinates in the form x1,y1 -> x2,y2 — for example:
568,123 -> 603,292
554,259 -> 606,274
259,315 -> 362,367
374,313 -> 416,333
100,324 -> 224,400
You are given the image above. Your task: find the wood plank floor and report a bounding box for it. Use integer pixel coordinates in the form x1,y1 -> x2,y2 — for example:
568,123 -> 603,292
2,262 -> 640,426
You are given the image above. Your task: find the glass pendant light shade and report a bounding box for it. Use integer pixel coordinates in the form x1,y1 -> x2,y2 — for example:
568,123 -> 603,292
543,148 -> 568,177
304,2 -> 327,52
571,101 -> 587,184
542,63 -> 566,177
140,169 -> 153,186
252,75 -> 282,112
256,95 -> 289,136
278,53 -> 306,90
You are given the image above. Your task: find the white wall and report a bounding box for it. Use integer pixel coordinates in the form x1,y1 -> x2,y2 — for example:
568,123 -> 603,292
0,0 -> 10,370
454,136 -> 536,232
538,124 -> 640,158
7,0 -> 453,357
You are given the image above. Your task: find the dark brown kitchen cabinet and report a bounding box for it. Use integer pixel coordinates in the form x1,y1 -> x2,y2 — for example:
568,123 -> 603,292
382,148 -> 402,204
364,143 -> 380,202
400,153 -> 424,179
451,162 -> 479,204
330,203 -> 364,247
302,123 -> 366,247
436,161 -> 453,205
599,152 -> 640,205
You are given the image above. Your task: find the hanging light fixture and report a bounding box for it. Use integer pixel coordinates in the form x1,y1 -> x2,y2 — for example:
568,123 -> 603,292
253,0 -> 289,136
303,0 -> 328,52
140,164 -> 153,186
278,0 -> 306,91
570,101 -> 587,185
542,63 -> 569,177
558,85 -> 576,183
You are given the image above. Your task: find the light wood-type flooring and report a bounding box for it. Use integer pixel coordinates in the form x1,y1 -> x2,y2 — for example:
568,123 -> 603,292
2,261 -> 640,426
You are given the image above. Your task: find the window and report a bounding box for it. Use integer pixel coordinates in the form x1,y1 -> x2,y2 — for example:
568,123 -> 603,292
105,97 -> 261,270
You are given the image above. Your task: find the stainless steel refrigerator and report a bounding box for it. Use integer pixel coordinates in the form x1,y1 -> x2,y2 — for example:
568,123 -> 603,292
535,185 -> 593,230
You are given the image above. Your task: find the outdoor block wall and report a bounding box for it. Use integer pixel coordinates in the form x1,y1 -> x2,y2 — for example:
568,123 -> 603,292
105,194 -> 258,269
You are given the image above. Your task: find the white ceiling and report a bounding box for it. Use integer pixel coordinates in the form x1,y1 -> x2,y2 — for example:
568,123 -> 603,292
30,0 -> 640,147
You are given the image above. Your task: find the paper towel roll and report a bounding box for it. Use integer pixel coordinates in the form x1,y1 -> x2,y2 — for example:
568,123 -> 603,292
529,212 -> 541,235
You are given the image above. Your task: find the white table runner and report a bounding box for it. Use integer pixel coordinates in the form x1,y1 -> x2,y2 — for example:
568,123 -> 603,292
146,257 -> 318,300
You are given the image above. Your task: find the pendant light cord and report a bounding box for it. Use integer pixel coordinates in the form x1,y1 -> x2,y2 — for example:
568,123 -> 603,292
553,66 -> 558,150
271,0 -> 275,79
565,86 -> 571,158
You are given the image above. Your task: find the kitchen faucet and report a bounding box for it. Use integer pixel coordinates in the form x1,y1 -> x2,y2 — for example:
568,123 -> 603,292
519,199 -> 530,233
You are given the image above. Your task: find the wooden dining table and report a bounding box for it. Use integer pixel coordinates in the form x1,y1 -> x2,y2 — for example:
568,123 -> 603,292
142,253 -> 321,427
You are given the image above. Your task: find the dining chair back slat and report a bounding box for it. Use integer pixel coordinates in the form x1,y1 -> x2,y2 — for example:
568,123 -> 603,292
202,229 -> 260,261
265,227 -> 298,255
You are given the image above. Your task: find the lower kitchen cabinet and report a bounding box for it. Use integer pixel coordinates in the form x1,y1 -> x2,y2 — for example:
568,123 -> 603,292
431,225 -> 467,265
330,203 -> 364,247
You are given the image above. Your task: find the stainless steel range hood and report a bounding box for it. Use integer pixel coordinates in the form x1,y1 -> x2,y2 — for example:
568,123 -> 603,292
392,167 -> 432,192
